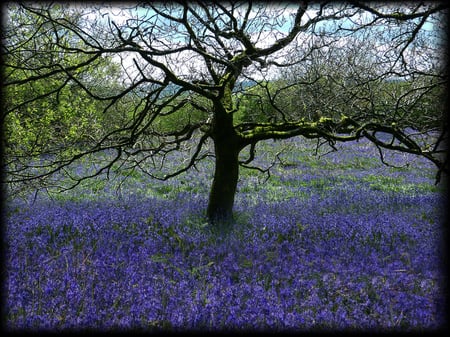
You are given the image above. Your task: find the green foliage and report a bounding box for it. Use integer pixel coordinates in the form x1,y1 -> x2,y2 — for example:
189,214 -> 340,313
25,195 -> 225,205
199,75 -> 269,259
153,98 -> 209,134
5,81 -> 99,156
362,174 -> 440,194
3,4 -> 135,167
234,82 -> 278,125
3,2 -> 444,208
233,74 -> 444,133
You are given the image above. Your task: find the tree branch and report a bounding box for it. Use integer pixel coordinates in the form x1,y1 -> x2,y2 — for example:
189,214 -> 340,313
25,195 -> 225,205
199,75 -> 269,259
349,2 -> 449,21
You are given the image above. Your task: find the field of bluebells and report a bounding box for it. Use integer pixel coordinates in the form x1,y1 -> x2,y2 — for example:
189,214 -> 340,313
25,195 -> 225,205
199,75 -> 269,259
3,136 -> 447,332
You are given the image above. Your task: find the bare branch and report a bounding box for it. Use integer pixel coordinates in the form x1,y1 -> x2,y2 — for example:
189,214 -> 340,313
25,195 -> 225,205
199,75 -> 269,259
3,1 -> 447,197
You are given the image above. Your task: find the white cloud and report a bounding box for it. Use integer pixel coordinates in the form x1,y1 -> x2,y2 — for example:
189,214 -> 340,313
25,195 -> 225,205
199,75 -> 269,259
81,3 -> 442,85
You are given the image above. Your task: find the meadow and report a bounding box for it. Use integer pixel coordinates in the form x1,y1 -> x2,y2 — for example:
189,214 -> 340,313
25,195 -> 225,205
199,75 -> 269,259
3,136 -> 447,331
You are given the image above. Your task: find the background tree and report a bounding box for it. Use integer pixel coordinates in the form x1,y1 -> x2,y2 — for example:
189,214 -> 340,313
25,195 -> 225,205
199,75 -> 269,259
2,2 -> 448,225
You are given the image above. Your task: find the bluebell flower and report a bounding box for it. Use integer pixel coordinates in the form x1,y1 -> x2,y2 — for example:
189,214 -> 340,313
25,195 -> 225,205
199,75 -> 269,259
4,136 -> 445,331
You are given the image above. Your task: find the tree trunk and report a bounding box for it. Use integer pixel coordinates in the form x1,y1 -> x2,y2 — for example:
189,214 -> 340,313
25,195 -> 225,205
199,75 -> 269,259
207,73 -> 242,225
207,137 -> 240,225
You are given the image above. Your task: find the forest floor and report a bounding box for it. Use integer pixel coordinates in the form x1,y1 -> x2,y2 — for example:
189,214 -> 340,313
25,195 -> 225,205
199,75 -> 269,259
3,136 -> 447,332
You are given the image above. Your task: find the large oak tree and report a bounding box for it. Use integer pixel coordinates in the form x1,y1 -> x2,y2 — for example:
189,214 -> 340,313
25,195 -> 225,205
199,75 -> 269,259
2,2 -> 448,224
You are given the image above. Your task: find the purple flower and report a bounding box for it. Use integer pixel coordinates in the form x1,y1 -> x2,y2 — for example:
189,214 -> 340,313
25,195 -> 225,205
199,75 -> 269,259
4,137 -> 445,331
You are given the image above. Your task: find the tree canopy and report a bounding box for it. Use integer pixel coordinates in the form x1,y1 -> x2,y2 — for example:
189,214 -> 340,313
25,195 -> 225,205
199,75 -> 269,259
2,2 -> 448,223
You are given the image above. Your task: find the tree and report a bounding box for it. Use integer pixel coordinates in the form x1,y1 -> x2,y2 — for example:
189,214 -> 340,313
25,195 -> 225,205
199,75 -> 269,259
2,2 -> 448,225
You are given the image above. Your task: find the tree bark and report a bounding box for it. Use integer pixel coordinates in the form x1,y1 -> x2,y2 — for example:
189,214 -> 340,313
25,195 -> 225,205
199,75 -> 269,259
207,133 -> 240,225
206,92 -> 242,225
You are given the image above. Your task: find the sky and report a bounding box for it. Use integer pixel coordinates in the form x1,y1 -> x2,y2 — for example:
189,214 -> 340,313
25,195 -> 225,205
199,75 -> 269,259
71,2 -> 442,84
